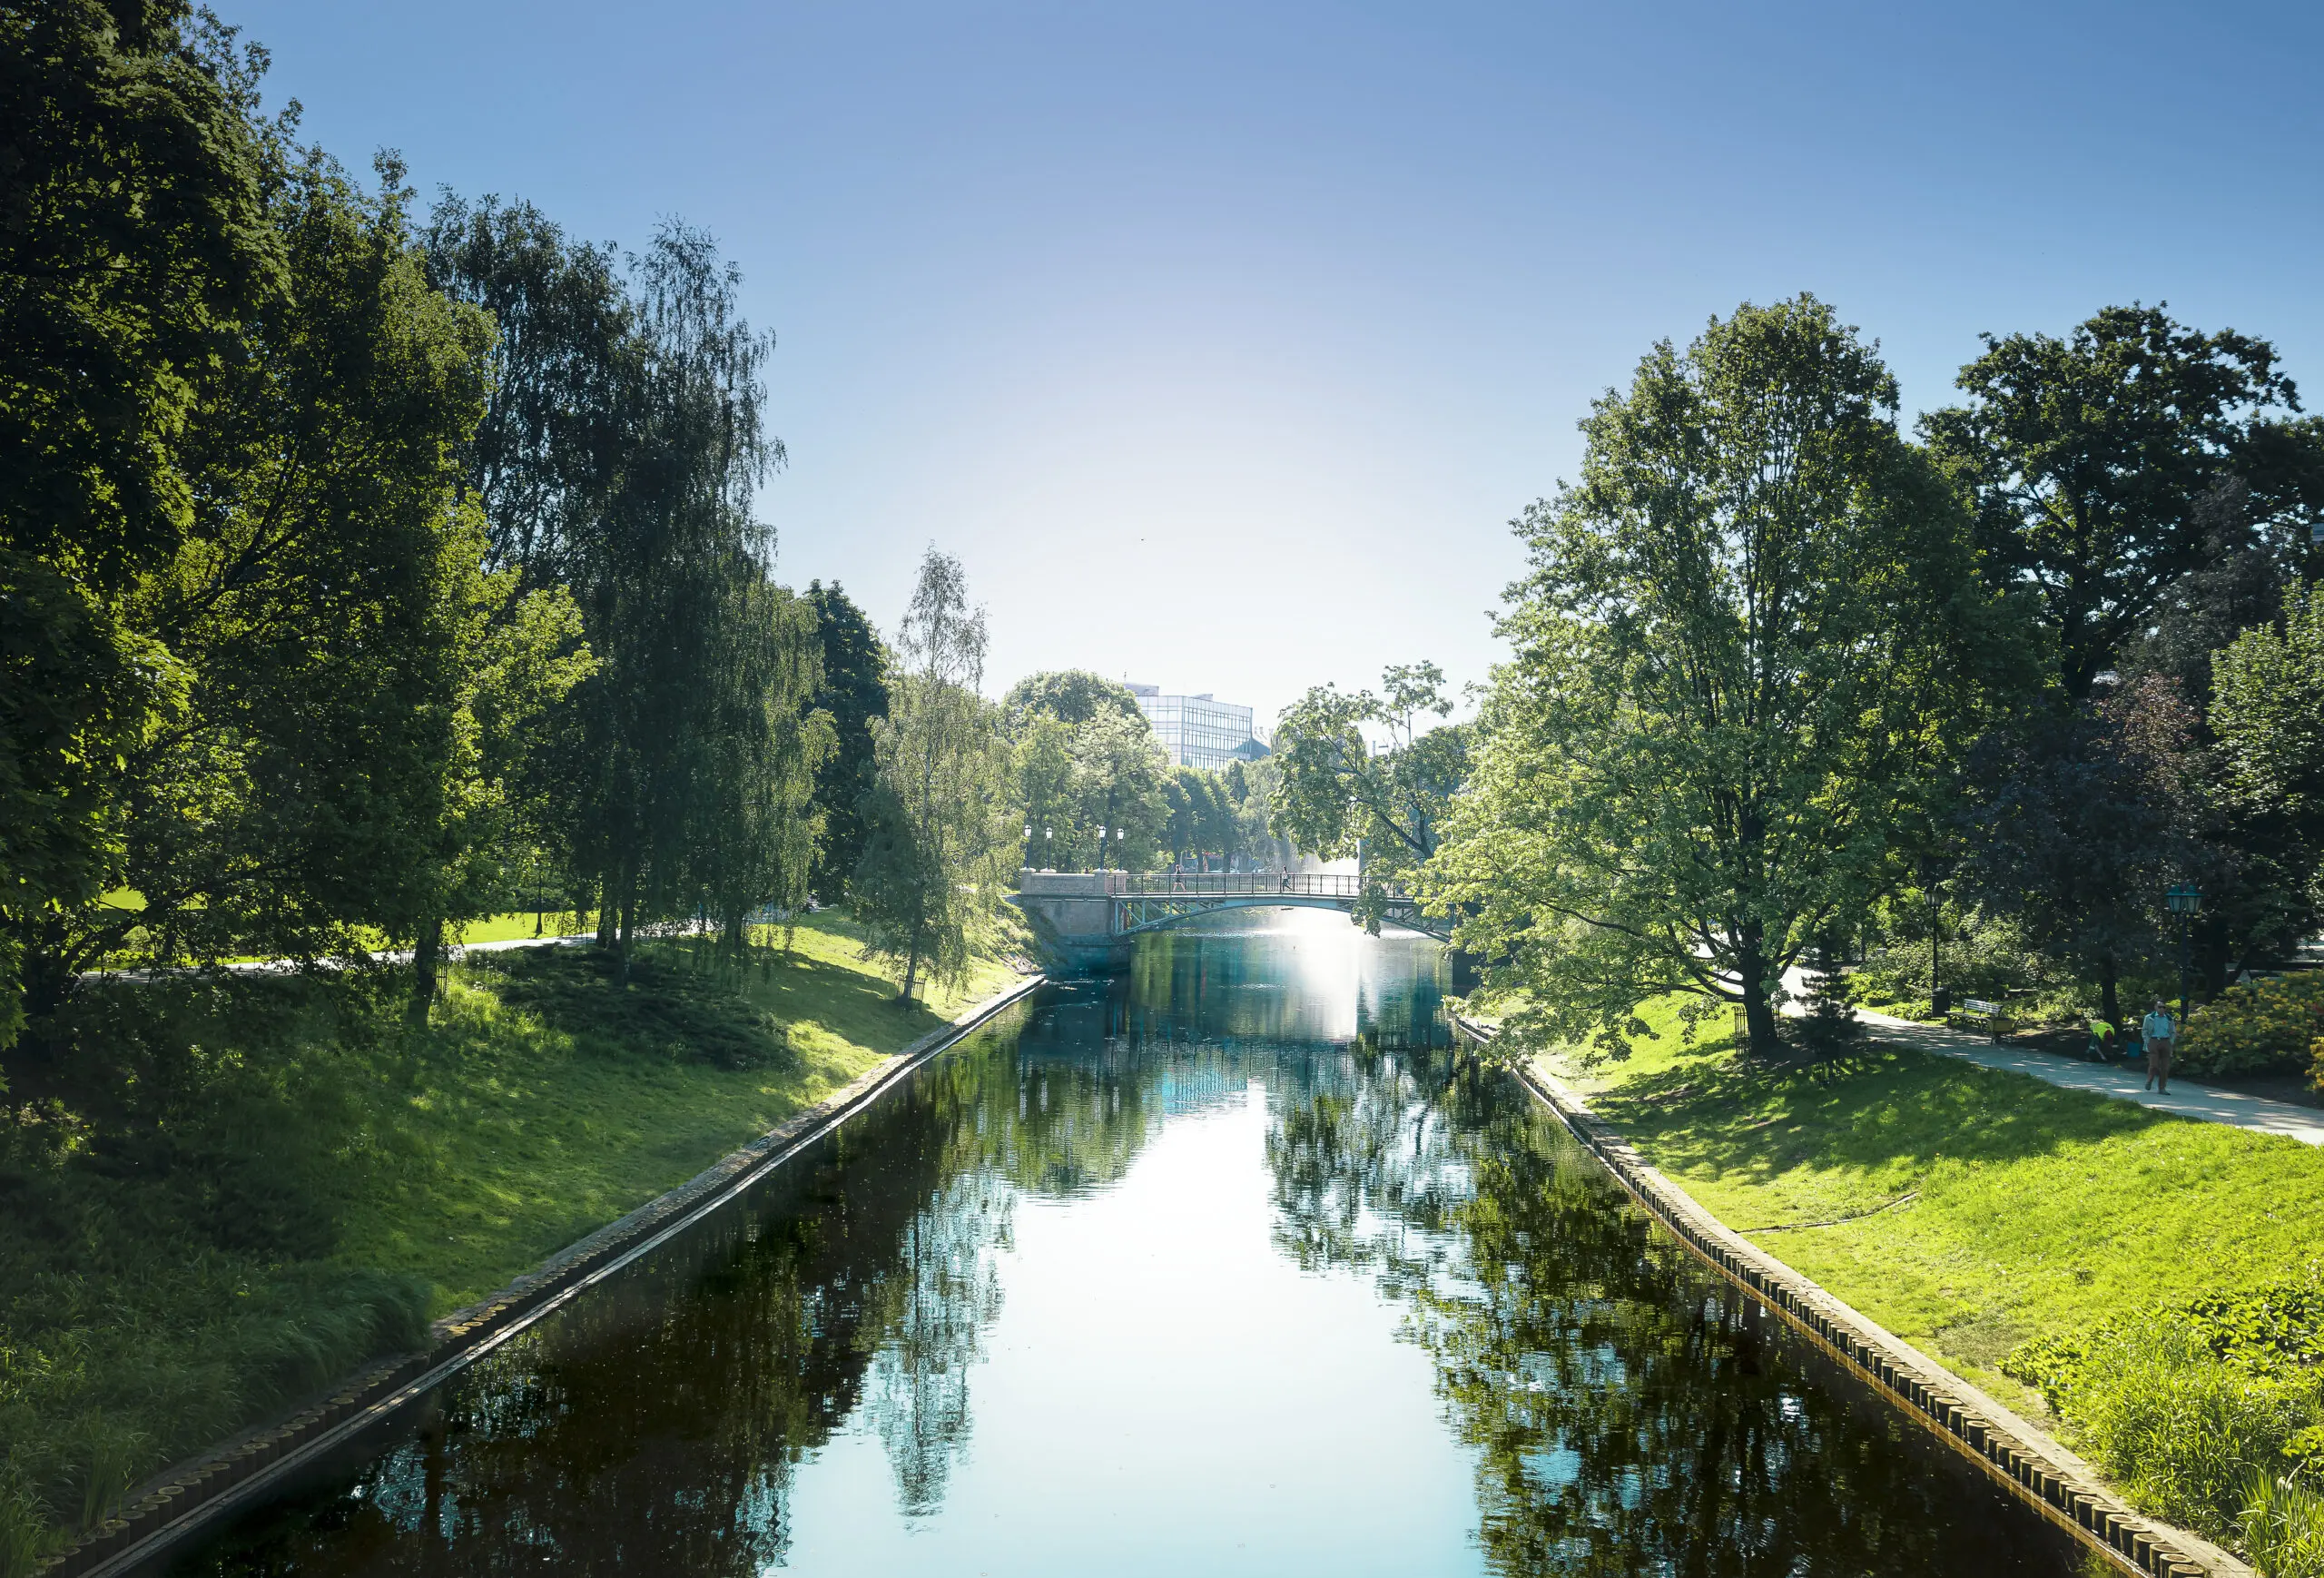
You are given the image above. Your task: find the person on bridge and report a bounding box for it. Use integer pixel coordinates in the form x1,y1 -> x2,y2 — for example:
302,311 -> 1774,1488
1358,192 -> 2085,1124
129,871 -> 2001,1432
2141,1000 -> 2176,1093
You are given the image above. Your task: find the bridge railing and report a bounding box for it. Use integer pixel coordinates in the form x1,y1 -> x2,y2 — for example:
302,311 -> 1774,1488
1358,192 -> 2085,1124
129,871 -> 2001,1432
1119,872 -> 1412,901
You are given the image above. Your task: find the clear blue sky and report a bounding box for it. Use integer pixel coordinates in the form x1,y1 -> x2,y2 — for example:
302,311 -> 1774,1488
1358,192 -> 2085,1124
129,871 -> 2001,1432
224,0 -> 2324,728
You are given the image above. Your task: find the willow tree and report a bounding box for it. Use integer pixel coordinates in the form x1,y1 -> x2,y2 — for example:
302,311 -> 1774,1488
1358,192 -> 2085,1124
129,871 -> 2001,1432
852,549 -> 1014,1001
1431,297 -> 1995,1059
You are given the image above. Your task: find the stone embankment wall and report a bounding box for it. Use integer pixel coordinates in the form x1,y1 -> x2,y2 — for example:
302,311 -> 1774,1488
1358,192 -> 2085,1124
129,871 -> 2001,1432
1450,1013 -> 2250,1578
41,976 -> 1048,1578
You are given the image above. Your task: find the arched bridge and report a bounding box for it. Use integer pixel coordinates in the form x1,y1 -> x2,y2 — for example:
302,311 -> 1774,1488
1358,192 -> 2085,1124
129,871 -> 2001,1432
1011,869 -> 1450,972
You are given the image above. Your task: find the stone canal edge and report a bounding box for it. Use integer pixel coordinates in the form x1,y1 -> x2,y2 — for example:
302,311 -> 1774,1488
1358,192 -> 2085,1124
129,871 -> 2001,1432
1449,1013 -> 2250,1578
40,974 -> 1049,1578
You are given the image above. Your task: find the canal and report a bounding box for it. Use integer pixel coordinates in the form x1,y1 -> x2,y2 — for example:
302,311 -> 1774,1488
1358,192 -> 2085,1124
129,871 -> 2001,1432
174,911 -> 2093,1576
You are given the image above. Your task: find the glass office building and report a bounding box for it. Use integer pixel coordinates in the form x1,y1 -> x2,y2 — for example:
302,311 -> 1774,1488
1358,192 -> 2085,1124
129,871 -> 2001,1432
1129,685 -> 1264,771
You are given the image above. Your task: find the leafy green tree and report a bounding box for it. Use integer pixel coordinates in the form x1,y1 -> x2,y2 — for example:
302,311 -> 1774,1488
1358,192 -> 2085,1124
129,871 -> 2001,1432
1067,707 -> 1168,870
1923,305 -> 2323,703
1272,663 -> 1467,927
1000,669 -> 1145,734
0,3 -> 278,1044
852,548 -> 1014,1000
804,580 -> 889,895
1923,309 -> 2324,996
1011,713 -> 1075,872
1431,297 -> 1994,1059
563,222 -> 784,971
1955,677 -> 2198,1027
422,193 -> 632,587
2214,587 -> 2324,892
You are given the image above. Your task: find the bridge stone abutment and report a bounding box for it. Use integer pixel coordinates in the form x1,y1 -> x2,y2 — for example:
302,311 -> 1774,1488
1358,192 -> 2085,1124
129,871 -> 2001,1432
1010,869 -> 1134,973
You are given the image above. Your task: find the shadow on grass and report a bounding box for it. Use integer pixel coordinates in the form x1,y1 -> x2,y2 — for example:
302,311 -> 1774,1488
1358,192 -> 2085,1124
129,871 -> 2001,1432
1592,1039 -> 2174,1189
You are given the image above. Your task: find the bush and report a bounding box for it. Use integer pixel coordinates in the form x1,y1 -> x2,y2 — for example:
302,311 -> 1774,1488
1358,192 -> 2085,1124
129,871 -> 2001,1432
2178,974 -> 2324,1078
2005,1270 -> 2324,1550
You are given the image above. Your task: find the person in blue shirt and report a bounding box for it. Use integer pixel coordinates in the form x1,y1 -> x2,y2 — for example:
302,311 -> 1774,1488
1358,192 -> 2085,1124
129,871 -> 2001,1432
2141,1000 -> 2177,1093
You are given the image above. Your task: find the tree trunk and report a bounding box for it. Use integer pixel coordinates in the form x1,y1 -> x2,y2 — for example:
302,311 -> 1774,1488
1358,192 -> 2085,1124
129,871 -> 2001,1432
596,878 -> 616,948
1737,927 -> 1781,1058
615,884 -> 635,988
409,916 -> 443,1024
2100,953 -> 2121,1031
901,920 -> 922,1002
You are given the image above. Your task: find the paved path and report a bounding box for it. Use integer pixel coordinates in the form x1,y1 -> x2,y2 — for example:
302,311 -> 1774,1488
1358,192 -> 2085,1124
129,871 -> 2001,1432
1853,1006 -> 2324,1148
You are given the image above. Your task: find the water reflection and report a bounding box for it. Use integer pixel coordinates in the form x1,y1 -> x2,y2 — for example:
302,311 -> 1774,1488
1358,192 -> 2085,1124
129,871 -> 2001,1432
176,911 -> 2083,1576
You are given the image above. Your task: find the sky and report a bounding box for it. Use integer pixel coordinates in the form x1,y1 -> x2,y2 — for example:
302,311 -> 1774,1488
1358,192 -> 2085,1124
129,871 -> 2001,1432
222,0 -> 2324,731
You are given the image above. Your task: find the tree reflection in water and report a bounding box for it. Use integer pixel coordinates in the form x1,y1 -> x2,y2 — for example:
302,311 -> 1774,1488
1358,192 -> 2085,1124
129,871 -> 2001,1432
1267,1049 -> 2087,1577
180,935 -> 2088,1578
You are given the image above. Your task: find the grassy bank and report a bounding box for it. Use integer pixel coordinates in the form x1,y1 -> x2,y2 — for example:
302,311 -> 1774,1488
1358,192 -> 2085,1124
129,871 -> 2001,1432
1529,996 -> 2324,1567
0,911 -> 1025,1572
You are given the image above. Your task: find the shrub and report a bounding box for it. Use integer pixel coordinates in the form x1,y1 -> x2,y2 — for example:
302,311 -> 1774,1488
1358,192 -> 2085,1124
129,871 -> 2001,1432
2004,1271 -> 2324,1544
2178,974 -> 2324,1078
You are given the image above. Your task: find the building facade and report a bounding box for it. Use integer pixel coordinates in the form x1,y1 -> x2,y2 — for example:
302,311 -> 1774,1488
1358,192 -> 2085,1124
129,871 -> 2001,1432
1128,685 -> 1265,771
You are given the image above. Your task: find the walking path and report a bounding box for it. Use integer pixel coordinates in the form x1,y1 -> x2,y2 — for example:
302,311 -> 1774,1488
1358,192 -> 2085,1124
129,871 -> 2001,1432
1853,1006 -> 2324,1148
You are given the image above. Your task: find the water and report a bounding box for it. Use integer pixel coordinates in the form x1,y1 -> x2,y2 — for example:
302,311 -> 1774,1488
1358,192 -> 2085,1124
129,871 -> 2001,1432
174,911 -> 2091,1576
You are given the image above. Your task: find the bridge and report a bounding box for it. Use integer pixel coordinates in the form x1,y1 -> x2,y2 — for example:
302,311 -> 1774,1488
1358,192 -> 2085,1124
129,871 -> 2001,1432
1011,869 -> 1450,972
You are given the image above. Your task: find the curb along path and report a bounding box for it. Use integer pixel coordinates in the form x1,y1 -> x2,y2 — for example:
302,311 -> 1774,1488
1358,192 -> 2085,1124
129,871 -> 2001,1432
41,974 -> 1049,1578
1450,1012 -> 2250,1578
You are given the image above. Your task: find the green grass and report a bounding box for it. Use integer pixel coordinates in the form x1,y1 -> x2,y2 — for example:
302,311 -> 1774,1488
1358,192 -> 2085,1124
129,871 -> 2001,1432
0,911 -> 1025,1573
1519,995 -> 2324,1564
1544,996 -> 2324,1388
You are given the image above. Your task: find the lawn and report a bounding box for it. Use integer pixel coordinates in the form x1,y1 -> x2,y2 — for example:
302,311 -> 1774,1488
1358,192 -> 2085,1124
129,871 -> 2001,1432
0,911 -> 1028,1572
1541,996 -> 2324,1394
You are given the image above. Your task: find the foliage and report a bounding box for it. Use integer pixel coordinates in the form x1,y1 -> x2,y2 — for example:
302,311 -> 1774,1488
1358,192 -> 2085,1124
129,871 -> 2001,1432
2171,973 -> 2324,1078
2216,586 -> 2324,846
999,669 -> 1147,734
803,581 -> 890,894
2241,1470 -> 2324,1578
2003,1274 -> 2324,1544
1160,765 -> 1246,868
1433,297 -> 1997,1059
1955,676 -> 2199,1026
1923,302 -> 2322,703
852,549 -> 1015,1000
0,1 -> 279,1042
1273,662 -> 1466,926
0,916 -> 1019,1566
1005,677 -> 1169,873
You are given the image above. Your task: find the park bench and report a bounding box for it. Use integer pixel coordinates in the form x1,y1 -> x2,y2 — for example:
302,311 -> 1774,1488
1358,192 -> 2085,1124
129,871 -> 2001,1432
1948,997 -> 2013,1040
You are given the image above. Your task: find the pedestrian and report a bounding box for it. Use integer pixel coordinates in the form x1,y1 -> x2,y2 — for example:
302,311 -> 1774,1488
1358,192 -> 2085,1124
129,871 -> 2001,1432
2141,999 -> 2176,1093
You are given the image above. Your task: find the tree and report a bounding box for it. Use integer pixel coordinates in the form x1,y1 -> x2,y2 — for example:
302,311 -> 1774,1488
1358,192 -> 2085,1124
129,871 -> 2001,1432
852,549 -> 1013,1001
804,580 -> 889,896
1923,304 -> 2321,703
1000,669 -> 1146,734
2211,587 -> 2324,964
1955,677 -> 2199,1027
1067,708 -> 1167,871
1430,297 -> 1994,1060
1272,663 -> 1467,930
0,2 -> 278,1044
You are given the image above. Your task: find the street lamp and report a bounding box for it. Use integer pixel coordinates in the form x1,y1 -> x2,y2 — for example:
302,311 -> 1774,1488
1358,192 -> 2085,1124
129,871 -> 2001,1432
2165,883 -> 2202,1029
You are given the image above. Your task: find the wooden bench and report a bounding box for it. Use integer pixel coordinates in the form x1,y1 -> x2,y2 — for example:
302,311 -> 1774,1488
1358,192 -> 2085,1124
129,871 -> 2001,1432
1947,997 -> 2014,1040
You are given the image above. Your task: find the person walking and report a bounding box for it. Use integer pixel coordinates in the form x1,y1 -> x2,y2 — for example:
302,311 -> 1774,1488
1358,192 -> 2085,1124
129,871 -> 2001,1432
2141,999 -> 2177,1093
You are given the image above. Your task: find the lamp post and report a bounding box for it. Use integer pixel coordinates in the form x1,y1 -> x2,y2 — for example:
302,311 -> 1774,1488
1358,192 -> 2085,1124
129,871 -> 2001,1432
2165,883 -> 2202,1029
1919,857 -> 1949,1017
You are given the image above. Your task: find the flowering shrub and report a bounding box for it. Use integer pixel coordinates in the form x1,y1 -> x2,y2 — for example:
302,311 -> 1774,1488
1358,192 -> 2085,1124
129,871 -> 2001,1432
2176,974 -> 2324,1078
